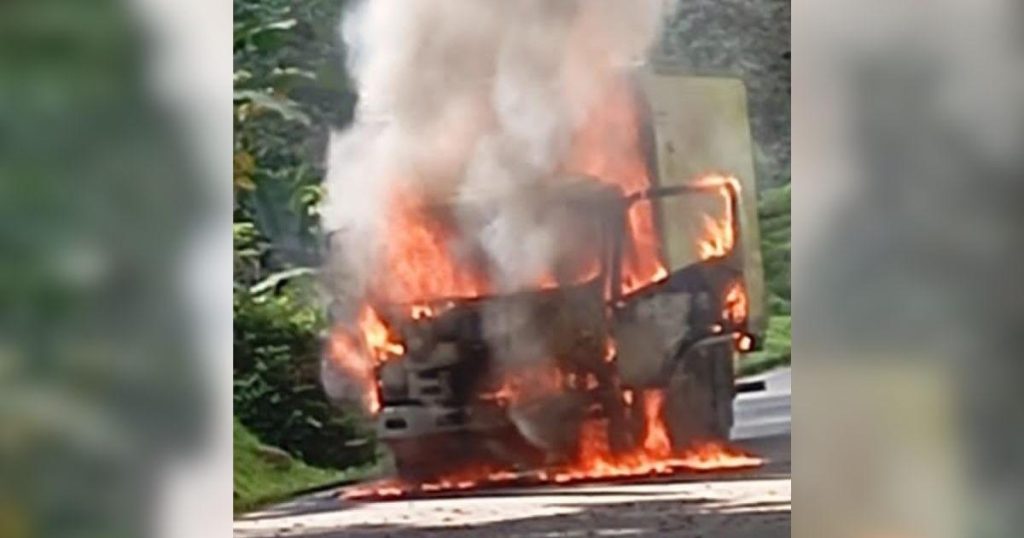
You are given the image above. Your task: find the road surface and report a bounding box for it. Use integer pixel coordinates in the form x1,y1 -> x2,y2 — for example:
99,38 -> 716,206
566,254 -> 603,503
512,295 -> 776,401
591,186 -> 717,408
235,368 -> 791,538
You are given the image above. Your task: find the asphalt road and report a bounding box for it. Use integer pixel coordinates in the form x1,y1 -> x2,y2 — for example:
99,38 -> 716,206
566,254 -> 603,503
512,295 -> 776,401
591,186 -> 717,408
235,368 -> 791,538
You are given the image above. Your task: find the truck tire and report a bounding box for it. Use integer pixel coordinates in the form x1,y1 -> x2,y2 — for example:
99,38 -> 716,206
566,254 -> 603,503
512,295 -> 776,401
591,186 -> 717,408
664,342 -> 735,447
388,434 -> 467,481
388,427 -> 545,481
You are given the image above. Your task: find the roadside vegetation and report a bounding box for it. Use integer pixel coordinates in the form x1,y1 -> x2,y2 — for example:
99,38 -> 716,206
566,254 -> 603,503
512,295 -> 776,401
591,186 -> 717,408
234,418 -> 374,513
233,0 -> 376,511
232,0 -> 791,512
739,183 -> 792,377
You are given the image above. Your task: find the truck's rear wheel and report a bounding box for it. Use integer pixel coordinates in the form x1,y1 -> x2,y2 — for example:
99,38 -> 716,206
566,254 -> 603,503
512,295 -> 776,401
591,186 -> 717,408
664,342 -> 735,447
388,434 -> 472,481
387,426 -> 545,481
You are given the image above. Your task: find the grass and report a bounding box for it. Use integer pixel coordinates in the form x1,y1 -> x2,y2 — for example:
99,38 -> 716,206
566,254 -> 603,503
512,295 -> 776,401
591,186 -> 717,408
234,418 -> 370,514
738,315 -> 791,377
758,183 -> 791,311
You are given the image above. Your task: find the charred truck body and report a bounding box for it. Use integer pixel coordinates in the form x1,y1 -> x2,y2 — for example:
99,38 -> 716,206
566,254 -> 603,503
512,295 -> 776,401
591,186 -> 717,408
326,72 -> 766,480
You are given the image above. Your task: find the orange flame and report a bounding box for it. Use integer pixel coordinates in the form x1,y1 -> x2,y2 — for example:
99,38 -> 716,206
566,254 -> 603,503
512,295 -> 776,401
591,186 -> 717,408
480,366 -> 567,406
327,329 -> 378,414
603,338 -> 617,363
410,305 -> 433,320
698,214 -> 735,260
327,305 -> 405,414
333,85 -> 760,499
723,281 -> 748,325
379,191 -> 488,305
344,388 -> 762,500
694,174 -> 740,261
359,306 -> 405,361
366,80 -> 727,306
641,390 -> 671,457
565,80 -> 666,294
327,333 -> 379,414
675,441 -> 765,471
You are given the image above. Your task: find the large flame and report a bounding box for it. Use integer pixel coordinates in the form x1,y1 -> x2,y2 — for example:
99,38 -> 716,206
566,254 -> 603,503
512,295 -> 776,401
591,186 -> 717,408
479,366 -> 567,405
344,389 -> 762,500
379,190 -> 488,306
330,79 -> 667,399
723,280 -> 748,325
327,305 -> 405,414
327,84 -> 758,490
641,390 -> 671,456
373,80 -> 670,302
693,174 -> 740,261
565,80 -> 667,294
327,328 -> 378,414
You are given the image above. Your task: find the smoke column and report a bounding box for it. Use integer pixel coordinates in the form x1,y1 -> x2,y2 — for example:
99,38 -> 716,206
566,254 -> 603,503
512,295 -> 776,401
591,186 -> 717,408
322,0 -> 664,300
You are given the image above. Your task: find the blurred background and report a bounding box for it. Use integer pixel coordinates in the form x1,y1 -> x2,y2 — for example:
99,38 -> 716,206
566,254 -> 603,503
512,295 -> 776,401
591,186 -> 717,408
230,0 -> 793,517
795,0 -> 1024,537
0,0 -> 231,536
0,0 -> 1020,536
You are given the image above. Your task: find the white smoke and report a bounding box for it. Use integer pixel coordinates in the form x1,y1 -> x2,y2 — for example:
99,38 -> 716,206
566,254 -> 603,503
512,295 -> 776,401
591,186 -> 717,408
322,0 -> 665,299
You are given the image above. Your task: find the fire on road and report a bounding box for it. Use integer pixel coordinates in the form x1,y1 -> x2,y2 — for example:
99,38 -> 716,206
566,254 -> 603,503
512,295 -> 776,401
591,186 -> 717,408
235,475 -> 789,538
233,371 -> 791,538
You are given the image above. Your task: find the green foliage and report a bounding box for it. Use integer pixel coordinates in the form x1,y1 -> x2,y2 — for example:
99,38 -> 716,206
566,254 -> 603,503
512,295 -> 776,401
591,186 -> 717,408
762,315 -> 791,356
758,183 -> 791,314
233,282 -> 375,471
739,315 -> 791,376
234,417 -> 368,513
232,0 -> 373,476
740,183 -> 791,376
233,0 -> 355,282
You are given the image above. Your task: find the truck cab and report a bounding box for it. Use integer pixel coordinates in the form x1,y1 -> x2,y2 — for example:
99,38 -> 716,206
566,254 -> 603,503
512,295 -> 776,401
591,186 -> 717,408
327,73 -> 765,479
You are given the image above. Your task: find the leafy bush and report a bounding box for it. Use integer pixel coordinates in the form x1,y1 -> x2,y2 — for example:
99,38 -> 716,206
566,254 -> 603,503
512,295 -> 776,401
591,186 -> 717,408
758,183 -> 791,314
737,183 -> 792,376
232,0 -> 376,478
234,417 -> 344,513
234,0 -> 354,277
233,282 -> 375,470
740,315 -> 792,376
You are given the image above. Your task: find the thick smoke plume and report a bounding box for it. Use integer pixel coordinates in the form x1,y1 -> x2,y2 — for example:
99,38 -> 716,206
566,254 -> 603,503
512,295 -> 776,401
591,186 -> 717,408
322,0 -> 665,304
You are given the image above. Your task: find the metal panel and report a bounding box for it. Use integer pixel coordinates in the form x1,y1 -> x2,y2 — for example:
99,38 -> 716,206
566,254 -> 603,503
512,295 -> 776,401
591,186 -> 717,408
638,73 -> 767,335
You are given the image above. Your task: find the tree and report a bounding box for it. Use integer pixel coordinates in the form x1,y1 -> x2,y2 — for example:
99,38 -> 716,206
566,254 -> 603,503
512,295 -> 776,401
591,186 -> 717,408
232,0 -> 373,469
233,0 -> 355,285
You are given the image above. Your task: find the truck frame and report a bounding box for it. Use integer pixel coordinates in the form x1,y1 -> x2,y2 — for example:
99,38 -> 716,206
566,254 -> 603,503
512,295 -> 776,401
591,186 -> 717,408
330,73 -> 766,480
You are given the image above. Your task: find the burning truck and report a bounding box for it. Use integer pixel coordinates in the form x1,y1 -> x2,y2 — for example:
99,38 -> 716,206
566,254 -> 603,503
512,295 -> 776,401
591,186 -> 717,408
324,70 -> 766,489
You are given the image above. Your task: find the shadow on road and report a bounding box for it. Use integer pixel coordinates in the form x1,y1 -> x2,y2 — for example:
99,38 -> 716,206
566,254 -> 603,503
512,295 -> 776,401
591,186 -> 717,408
290,497 -> 790,538
239,433 -> 790,527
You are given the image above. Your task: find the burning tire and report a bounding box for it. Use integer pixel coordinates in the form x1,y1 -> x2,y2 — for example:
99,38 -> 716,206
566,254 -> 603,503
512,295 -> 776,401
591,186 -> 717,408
388,426 -> 546,481
387,433 -> 473,481
664,342 -> 735,446
507,392 -> 588,463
